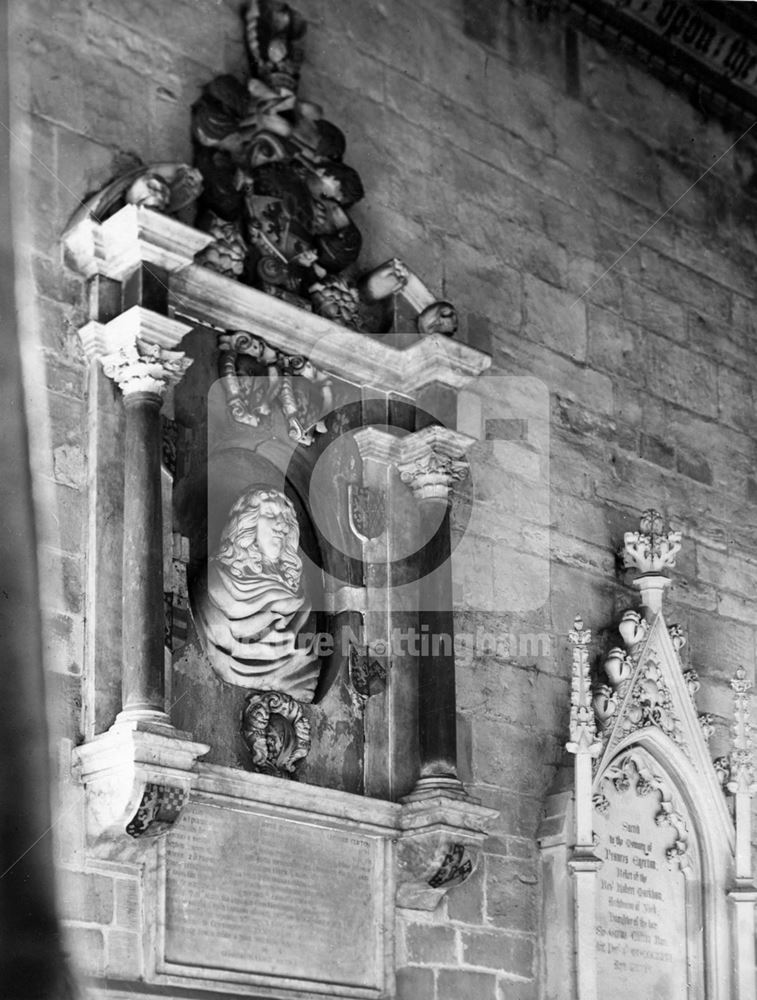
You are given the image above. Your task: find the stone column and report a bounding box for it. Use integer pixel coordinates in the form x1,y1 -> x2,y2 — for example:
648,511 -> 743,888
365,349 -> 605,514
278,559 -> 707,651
101,339 -> 191,726
397,426 -> 472,799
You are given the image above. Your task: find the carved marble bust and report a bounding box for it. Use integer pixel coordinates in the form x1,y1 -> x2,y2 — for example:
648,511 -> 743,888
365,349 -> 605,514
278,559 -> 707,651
193,487 -> 319,701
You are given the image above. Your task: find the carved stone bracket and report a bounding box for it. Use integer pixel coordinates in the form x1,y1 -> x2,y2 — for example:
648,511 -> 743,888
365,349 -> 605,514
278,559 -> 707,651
395,792 -> 497,910
71,721 -> 209,851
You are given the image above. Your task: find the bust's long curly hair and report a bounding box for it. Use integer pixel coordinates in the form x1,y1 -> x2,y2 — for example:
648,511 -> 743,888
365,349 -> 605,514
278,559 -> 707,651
214,487 -> 302,591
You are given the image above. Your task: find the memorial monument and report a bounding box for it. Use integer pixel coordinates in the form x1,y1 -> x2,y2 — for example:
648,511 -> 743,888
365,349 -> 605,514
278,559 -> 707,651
539,509 -> 756,1000
61,2 -> 496,996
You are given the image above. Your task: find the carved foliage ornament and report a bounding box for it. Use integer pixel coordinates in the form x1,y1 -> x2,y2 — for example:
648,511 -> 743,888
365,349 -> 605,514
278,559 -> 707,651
101,340 -> 192,397
567,616 -> 600,755
599,650 -> 687,760
593,751 -> 692,871
728,666 -> 756,796
621,508 -> 681,575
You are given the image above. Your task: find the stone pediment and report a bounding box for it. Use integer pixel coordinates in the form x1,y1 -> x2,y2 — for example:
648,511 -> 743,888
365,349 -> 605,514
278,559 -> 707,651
593,610 -> 733,850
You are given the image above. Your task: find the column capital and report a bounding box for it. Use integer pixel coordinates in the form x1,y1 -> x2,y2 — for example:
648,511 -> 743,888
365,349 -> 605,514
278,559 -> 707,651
79,304 -> 194,397
102,340 -> 191,398
354,424 -> 476,503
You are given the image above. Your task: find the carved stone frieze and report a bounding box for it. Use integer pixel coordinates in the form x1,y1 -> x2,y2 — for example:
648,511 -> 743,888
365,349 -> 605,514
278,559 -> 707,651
241,690 -> 311,776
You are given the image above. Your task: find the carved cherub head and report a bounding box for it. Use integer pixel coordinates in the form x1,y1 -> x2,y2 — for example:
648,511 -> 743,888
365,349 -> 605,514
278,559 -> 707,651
417,300 -> 458,338
214,487 -> 302,590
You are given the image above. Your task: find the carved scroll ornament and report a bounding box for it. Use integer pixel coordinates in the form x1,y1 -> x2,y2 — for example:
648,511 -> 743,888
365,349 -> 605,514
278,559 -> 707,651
218,329 -> 333,444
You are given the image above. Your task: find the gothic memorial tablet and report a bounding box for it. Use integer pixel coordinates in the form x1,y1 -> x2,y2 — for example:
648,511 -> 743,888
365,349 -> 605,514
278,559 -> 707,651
593,751 -> 699,999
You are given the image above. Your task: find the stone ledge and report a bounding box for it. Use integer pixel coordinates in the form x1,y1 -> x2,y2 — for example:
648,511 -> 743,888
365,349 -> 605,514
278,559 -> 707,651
171,263 -> 491,393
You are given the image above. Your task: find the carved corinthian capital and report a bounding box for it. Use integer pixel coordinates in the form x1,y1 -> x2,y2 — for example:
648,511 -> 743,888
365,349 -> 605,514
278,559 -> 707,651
395,425 -> 475,503
79,304 -> 194,398
101,339 -> 192,397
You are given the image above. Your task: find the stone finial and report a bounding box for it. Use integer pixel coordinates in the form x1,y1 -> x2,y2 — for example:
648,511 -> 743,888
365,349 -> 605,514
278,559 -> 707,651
622,508 -> 682,575
618,609 -> 648,649
728,667 -> 756,796
101,340 -> 192,398
567,616 -> 600,755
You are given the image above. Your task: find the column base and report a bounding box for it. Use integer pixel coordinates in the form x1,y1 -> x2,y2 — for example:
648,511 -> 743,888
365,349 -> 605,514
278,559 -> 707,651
113,707 -> 191,739
403,774 -> 468,802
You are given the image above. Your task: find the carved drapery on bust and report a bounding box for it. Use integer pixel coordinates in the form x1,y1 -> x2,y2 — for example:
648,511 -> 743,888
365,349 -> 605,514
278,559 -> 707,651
192,487 -> 320,701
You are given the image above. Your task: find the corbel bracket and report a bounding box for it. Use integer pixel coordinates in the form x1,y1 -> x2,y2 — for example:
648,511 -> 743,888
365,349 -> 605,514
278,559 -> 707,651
71,720 -> 209,853
396,792 -> 497,910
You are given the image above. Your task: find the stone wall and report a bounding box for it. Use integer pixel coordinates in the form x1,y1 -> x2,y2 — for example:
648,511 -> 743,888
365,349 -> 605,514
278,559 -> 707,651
9,0 -> 757,997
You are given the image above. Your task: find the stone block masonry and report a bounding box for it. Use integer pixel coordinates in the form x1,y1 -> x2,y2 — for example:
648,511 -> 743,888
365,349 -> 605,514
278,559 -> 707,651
9,0 -> 757,996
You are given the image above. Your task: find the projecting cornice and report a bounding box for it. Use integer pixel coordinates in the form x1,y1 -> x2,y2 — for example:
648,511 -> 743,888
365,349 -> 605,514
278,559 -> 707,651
169,263 -> 491,394
64,205 -> 491,396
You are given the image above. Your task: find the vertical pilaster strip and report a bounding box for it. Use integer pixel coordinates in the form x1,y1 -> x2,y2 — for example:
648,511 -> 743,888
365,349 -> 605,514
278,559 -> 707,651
567,617 -> 602,1000
727,666 -> 757,1000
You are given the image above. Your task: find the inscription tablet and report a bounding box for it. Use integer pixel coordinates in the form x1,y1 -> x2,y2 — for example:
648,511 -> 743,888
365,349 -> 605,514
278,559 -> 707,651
161,801 -> 383,989
594,752 -> 699,999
